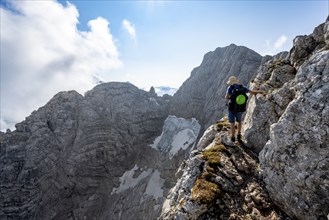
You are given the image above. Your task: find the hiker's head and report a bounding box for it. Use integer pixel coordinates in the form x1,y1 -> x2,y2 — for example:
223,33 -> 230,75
227,76 -> 239,85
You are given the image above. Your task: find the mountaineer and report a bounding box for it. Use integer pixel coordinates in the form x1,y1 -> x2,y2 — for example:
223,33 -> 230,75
225,76 -> 264,143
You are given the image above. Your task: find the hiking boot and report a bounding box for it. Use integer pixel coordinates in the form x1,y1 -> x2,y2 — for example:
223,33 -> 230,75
237,133 -> 242,141
231,136 -> 235,143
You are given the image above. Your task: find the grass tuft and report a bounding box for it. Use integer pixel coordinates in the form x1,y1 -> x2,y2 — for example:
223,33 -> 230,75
191,178 -> 221,204
216,117 -> 230,131
202,144 -> 226,166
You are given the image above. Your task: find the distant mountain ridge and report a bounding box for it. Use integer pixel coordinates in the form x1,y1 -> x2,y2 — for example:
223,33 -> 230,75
1,17 -> 328,220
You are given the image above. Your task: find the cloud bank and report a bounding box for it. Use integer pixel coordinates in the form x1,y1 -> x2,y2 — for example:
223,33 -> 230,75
0,1 -> 121,131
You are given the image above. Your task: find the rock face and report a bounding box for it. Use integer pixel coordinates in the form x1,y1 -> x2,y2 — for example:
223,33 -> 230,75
243,18 -> 329,219
170,44 -> 262,130
0,82 -> 200,220
242,52 -> 296,152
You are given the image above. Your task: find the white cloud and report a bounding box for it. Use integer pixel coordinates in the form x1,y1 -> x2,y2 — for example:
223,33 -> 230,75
122,19 -> 137,41
264,35 -> 288,55
274,35 -> 288,50
0,1 -> 122,131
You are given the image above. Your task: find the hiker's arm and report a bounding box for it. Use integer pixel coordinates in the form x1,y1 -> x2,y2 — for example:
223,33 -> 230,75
249,90 -> 265,95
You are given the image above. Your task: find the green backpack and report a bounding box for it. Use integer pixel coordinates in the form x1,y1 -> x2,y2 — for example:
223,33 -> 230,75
228,85 -> 248,112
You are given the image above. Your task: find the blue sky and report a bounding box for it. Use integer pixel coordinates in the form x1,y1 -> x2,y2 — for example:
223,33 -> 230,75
0,0 -> 328,130
64,0 -> 328,88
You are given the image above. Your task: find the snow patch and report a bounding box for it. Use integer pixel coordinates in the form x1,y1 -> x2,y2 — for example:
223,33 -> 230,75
169,129 -> 196,159
149,135 -> 162,149
148,115 -> 201,159
162,199 -> 171,213
145,170 -> 164,199
111,166 -> 165,202
111,165 -> 152,194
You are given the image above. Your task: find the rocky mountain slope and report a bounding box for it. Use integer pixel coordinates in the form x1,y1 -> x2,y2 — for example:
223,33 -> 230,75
161,17 -> 329,220
1,17 -> 328,220
1,83 -> 169,219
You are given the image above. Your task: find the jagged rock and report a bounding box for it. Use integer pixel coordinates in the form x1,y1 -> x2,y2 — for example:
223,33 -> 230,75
159,154 -> 204,220
243,94 -> 278,152
290,16 -> 328,68
196,124 -> 218,150
260,49 -> 329,220
290,35 -> 317,67
325,17 -> 329,45
243,17 -> 329,220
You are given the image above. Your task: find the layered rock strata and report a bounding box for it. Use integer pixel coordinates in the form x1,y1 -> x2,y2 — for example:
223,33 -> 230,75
0,82 -> 201,220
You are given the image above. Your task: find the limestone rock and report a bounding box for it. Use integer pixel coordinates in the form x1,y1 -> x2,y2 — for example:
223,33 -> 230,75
260,49 -> 329,220
243,17 -> 329,219
243,52 -> 295,152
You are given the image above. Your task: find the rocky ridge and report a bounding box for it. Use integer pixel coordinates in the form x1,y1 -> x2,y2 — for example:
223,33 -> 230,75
243,17 -> 329,219
160,17 -> 329,220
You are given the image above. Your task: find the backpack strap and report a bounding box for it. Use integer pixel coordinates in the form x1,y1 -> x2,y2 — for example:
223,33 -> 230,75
229,84 -> 235,99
